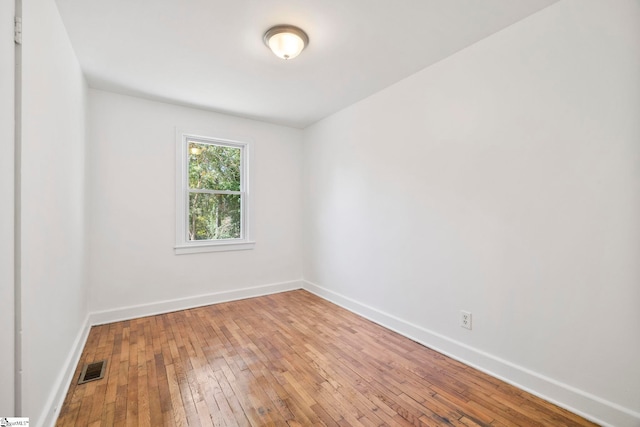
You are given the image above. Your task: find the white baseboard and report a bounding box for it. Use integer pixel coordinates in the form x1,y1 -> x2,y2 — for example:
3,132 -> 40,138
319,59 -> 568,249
44,280 -> 303,427
303,280 -> 640,427
40,314 -> 92,427
89,280 -> 304,325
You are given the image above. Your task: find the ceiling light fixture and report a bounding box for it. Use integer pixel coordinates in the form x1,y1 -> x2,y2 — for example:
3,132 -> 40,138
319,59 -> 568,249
263,25 -> 309,60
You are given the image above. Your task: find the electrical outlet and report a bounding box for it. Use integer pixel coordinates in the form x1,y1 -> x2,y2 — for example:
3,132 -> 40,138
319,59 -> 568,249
460,310 -> 472,330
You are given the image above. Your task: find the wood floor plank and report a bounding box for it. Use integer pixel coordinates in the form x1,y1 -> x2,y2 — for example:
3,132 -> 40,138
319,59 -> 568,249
165,363 -> 189,427
56,290 -> 598,427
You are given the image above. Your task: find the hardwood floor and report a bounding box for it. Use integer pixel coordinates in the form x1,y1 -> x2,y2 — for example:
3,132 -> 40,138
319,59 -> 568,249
56,290 -> 597,426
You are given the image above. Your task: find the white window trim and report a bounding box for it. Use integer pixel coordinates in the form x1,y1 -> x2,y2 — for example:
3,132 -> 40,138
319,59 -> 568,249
175,129 -> 255,254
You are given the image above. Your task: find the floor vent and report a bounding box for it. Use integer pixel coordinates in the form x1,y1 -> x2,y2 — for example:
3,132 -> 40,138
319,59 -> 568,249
78,360 -> 107,384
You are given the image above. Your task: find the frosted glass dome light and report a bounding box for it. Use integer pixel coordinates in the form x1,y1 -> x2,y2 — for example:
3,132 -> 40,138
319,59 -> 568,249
264,25 -> 309,60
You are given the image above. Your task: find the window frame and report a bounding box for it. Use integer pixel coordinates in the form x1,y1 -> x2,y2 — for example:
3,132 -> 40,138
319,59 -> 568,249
175,129 -> 255,254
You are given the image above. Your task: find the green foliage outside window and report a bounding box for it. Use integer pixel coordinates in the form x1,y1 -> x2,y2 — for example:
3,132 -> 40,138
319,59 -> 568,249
188,142 -> 242,240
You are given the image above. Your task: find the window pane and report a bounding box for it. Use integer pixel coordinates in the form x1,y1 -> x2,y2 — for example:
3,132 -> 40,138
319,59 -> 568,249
188,142 -> 241,191
188,192 -> 241,240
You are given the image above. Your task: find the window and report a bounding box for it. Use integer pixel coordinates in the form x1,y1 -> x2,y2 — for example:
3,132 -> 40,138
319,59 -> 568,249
175,130 -> 254,254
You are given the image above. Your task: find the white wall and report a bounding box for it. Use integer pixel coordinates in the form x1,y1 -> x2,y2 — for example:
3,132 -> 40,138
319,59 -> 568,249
302,1 -> 640,425
87,90 -> 303,313
20,0 -> 88,424
0,0 -> 15,416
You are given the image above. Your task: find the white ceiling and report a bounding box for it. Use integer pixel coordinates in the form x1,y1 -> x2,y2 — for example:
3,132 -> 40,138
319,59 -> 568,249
55,0 -> 559,128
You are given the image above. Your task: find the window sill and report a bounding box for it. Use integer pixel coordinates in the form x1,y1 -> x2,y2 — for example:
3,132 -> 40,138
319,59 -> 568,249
175,240 -> 256,255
